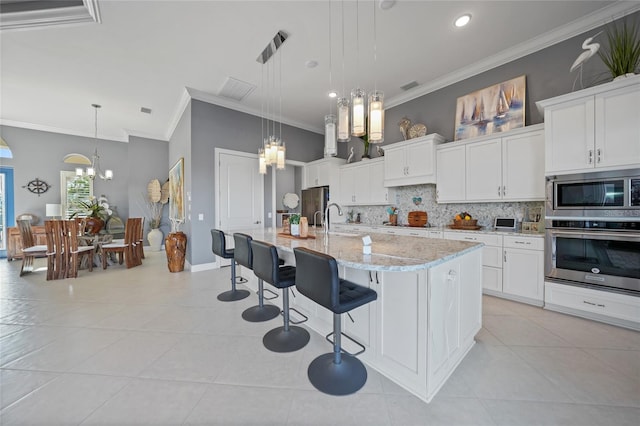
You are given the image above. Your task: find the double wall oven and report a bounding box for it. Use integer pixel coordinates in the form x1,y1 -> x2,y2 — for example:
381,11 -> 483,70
545,169 -> 640,296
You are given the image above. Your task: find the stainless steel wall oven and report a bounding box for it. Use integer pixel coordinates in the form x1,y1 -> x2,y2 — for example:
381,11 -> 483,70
545,170 -> 640,296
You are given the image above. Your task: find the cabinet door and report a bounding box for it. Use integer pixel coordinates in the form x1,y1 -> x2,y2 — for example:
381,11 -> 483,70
377,270 -> 424,374
595,85 -> 640,170
435,145 -> 465,203
384,146 -> 406,182
304,164 -> 319,189
353,164 -> 371,204
544,97 -> 595,173
502,131 -> 545,200
465,138 -> 502,201
339,167 -> 356,205
503,248 -> 544,302
342,268 -> 374,350
406,140 -> 435,181
368,160 -> 389,204
317,161 -> 331,187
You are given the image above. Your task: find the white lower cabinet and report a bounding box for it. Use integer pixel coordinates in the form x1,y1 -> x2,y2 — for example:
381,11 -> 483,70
443,231 -> 544,306
503,236 -> 544,304
340,267 -> 374,350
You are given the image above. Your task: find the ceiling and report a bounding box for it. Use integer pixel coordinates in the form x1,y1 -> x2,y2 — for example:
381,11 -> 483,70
1,1 -> 638,143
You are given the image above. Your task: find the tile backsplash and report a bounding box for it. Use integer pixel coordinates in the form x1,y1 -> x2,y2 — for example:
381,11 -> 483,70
343,184 -> 544,229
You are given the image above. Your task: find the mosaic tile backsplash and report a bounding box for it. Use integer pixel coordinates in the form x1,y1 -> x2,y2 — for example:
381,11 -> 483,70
343,184 -> 544,229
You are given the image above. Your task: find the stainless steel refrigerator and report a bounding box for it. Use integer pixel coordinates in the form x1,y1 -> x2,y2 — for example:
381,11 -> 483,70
301,186 -> 329,227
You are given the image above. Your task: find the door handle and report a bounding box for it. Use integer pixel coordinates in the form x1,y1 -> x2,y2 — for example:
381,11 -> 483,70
588,150 -> 593,164
254,221 -> 261,224
597,148 -> 601,163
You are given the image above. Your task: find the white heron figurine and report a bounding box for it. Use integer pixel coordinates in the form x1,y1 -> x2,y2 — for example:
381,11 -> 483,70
570,31 -> 602,90
347,146 -> 355,163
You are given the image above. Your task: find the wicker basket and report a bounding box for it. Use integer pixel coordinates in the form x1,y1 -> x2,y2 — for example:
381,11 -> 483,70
453,219 -> 478,227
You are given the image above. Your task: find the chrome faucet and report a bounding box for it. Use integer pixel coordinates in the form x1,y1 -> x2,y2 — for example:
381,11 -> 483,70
313,210 -> 323,228
324,203 -> 343,235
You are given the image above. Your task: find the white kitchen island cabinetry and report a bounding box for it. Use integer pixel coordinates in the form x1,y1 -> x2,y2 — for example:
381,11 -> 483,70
232,228 -> 483,403
537,75 -> 640,175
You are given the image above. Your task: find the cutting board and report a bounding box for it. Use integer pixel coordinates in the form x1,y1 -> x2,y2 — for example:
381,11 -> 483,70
408,211 -> 427,227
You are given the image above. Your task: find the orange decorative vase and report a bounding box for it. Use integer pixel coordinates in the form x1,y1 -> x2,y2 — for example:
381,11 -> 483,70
85,217 -> 104,235
165,232 -> 187,272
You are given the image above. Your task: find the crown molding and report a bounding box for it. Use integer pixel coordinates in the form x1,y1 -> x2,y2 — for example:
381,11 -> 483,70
184,87 -> 324,135
0,118 -> 128,143
0,0 -> 101,31
386,2 -> 640,109
165,88 -> 192,141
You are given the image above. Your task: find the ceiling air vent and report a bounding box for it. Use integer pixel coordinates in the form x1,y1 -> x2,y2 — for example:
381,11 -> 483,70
400,81 -> 419,91
218,77 -> 256,102
140,107 -> 152,114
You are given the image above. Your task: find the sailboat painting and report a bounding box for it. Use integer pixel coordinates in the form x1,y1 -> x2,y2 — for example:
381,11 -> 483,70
454,75 -> 526,141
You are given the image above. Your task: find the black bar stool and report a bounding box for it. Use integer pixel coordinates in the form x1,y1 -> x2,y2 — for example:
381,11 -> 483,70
211,229 -> 250,302
251,240 -> 310,353
234,233 -> 280,322
293,247 -> 378,396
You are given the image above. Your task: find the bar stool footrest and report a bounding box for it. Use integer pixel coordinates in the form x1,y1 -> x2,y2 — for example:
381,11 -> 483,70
286,307 -> 308,325
262,287 -> 279,300
325,331 -> 366,356
235,276 -> 248,284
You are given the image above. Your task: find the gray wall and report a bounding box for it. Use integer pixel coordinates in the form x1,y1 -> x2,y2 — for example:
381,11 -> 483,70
168,101 -> 191,263
340,12 -> 639,161
186,100 -> 324,266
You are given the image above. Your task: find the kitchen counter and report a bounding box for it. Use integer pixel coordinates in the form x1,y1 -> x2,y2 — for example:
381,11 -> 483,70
228,227 -> 483,403
334,222 -> 544,237
230,227 -> 482,272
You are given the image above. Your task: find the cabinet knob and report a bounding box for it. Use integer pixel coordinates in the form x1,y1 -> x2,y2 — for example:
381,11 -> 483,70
597,148 -> 601,163
588,150 -> 593,164
447,270 -> 457,281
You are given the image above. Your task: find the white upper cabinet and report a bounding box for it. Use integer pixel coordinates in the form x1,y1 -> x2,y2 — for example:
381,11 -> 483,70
436,125 -> 544,203
383,134 -> 445,187
537,75 -> 640,175
339,158 -> 390,205
303,157 -> 345,189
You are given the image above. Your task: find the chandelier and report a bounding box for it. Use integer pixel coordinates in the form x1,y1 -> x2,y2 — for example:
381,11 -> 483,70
258,31 -> 288,174
76,104 -> 113,180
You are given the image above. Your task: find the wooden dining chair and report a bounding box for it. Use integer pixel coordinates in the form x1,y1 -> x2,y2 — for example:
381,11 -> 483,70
137,217 -> 145,260
17,219 -> 48,276
44,220 -> 67,280
66,220 -> 95,278
101,217 -> 142,269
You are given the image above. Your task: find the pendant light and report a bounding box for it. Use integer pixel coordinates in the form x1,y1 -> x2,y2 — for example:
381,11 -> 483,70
76,104 -> 113,180
324,0 -> 337,157
336,0 -> 350,143
368,0 -> 384,143
351,0 -> 366,137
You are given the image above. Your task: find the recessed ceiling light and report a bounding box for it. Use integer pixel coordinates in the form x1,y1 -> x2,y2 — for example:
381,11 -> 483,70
328,90 -> 338,98
454,14 -> 471,28
305,60 -> 318,68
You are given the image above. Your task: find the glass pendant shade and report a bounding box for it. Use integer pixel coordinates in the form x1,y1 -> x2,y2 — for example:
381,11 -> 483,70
258,148 -> 267,174
324,114 -> 337,157
351,88 -> 366,136
337,97 -> 351,142
368,91 -> 384,143
276,143 -> 286,169
263,138 -> 272,166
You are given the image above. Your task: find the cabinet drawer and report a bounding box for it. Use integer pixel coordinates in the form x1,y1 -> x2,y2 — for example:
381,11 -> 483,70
426,230 -> 443,239
503,235 -> 543,250
545,282 -> 640,324
444,231 -> 501,247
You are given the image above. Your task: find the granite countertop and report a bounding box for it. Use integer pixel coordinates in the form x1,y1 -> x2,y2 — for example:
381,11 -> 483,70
336,222 -> 545,238
230,228 -> 482,272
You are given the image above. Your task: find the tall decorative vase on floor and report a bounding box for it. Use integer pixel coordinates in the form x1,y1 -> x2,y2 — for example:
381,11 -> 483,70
147,228 -> 163,252
165,232 -> 186,272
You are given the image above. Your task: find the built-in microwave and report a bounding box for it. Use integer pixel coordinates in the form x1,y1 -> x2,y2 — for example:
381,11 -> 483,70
546,169 -> 640,219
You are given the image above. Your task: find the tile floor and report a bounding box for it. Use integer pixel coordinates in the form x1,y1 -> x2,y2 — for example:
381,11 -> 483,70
1,252 -> 639,425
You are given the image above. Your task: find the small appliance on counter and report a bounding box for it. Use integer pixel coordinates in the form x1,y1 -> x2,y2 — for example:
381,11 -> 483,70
494,217 -> 517,232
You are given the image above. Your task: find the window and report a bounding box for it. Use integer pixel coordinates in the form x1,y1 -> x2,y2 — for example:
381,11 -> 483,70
60,171 -> 93,219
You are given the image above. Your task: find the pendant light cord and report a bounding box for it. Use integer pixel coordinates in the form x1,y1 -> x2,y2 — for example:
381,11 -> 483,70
341,0 -> 346,97
373,0 -> 377,92
328,0 -> 333,115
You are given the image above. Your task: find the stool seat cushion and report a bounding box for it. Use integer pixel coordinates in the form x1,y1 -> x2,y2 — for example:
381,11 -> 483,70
335,279 -> 378,314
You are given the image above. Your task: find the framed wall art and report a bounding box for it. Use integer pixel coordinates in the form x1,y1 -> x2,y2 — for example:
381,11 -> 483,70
454,75 -> 526,141
169,157 -> 185,228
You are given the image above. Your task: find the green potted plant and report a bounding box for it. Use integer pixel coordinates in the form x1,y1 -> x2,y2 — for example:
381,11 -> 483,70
289,214 -> 301,236
598,20 -> 640,80
70,198 -> 108,234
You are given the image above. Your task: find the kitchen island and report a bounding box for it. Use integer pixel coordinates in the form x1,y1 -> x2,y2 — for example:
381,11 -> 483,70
228,228 -> 483,403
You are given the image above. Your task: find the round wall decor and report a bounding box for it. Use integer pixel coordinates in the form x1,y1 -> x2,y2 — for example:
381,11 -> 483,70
23,178 -> 51,196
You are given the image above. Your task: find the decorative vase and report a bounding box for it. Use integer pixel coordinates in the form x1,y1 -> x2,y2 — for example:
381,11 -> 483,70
290,224 -> 300,236
147,228 -> 163,252
300,217 -> 308,238
165,232 -> 187,272
85,217 -> 104,235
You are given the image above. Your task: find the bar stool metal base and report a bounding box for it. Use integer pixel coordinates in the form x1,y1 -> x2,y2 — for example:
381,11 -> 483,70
217,289 -> 250,302
263,326 -> 310,353
242,304 -> 280,322
307,352 -> 368,396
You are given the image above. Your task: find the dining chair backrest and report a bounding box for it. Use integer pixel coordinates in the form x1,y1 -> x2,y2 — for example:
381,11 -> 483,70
44,220 -> 68,280
17,219 -> 36,249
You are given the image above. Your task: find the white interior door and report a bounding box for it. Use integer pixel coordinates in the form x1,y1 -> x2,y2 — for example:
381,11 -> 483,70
218,150 -> 264,232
